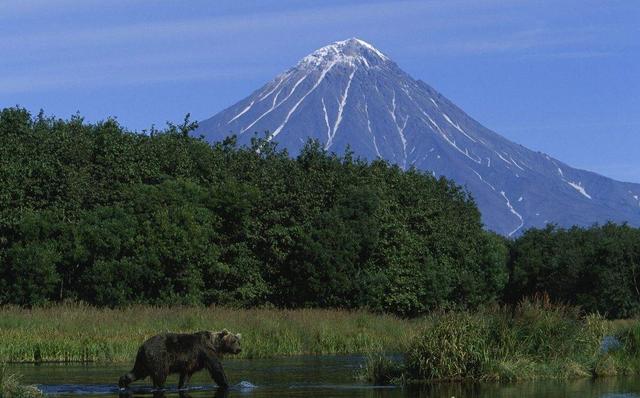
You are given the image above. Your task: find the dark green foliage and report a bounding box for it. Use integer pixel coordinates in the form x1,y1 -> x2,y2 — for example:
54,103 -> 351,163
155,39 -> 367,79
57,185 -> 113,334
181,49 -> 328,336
2,107 -> 640,318
0,107 -> 507,313
507,223 -> 640,318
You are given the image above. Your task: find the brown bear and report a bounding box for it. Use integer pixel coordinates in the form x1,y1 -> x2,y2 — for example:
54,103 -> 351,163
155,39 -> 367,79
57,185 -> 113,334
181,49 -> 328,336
118,329 -> 242,390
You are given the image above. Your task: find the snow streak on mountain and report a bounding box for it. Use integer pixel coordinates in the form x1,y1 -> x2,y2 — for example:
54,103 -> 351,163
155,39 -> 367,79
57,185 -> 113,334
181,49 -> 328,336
196,38 -> 640,236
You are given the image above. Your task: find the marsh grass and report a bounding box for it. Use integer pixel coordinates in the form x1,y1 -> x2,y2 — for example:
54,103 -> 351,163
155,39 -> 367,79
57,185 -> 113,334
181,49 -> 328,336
0,367 -> 43,398
395,299 -> 640,383
0,304 -> 417,363
358,353 -> 405,385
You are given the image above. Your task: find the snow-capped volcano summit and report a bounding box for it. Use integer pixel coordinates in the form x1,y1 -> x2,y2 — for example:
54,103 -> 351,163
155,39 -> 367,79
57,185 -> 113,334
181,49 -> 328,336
299,38 -> 390,68
195,38 -> 640,236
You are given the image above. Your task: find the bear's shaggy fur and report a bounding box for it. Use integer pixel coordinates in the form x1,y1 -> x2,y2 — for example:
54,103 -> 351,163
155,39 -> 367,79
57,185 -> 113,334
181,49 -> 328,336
118,329 -> 242,389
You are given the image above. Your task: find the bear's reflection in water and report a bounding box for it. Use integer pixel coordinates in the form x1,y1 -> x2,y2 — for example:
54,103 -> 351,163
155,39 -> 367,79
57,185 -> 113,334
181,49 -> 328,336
119,389 -> 229,398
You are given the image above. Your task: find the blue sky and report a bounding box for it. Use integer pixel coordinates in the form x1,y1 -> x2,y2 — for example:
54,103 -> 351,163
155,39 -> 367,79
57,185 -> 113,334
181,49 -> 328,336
2,0 -> 639,182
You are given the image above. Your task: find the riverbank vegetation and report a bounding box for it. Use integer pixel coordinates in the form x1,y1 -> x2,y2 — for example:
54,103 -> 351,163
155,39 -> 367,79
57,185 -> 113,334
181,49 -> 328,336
0,305 -> 417,363
363,299 -> 640,384
0,367 -> 42,398
2,299 -> 640,380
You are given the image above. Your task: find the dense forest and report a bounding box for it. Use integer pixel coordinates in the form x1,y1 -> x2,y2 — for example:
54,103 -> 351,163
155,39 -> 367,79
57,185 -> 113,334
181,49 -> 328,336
1,108 -> 639,317
508,223 -> 640,319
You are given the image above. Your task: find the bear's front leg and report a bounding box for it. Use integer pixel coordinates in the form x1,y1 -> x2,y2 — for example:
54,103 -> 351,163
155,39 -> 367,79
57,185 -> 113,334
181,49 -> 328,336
203,351 -> 229,389
178,372 -> 191,389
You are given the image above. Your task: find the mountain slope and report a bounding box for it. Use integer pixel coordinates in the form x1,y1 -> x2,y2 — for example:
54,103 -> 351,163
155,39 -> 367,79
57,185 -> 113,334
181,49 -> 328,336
195,38 -> 640,236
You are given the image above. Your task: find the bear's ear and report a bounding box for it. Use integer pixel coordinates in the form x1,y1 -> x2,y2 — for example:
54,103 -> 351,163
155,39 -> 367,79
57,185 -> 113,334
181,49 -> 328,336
220,329 -> 229,337
236,333 -> 242,341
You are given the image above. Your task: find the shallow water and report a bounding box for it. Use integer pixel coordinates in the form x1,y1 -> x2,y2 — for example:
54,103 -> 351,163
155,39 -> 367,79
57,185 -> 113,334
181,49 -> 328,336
7,355 -> 640,398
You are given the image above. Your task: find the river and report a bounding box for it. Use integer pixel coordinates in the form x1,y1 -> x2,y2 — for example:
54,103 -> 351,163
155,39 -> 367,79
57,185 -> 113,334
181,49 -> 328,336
7,355 -> 640,398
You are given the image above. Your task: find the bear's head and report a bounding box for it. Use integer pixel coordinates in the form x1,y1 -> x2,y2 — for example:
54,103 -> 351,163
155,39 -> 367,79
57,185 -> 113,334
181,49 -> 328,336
211,329 -> 242,355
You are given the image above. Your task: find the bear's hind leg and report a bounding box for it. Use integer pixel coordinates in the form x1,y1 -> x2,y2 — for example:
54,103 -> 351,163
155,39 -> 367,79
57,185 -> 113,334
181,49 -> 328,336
118,373 -> 133,389
119,368 -> 148,389
120,349 -> 150,388
152,374 -> 167,389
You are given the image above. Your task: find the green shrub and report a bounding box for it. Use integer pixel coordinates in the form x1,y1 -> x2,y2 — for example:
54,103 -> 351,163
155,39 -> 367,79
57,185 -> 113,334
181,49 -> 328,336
406,312 -> 490,380
395,300 -> 626,383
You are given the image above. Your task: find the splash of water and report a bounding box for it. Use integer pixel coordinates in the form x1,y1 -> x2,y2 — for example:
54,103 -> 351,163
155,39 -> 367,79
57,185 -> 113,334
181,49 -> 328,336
234,381 -> 257,390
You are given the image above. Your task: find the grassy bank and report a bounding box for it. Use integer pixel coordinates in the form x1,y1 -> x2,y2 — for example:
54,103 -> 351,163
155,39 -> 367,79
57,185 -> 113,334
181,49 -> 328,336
6,300 -> 640,384
0,367 -> 43,398
364,299 -> 640,384
0,304 -> 417,363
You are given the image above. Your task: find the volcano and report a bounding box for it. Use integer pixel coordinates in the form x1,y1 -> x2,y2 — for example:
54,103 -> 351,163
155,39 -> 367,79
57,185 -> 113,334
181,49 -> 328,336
195,38 -> 640,236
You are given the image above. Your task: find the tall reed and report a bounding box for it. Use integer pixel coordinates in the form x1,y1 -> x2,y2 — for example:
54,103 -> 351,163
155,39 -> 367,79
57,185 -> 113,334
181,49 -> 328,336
0,304 -> 416,363
0,366 -> 43,398
393,299 -> 640,383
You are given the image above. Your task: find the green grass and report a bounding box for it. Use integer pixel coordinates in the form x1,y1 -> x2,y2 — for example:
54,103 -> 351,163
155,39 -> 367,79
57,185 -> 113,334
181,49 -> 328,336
0,367 -> 43,398
363,299 -> 640,384
7,300 -> 640,386
358,353 -> 406,385
0,304 -> 417,363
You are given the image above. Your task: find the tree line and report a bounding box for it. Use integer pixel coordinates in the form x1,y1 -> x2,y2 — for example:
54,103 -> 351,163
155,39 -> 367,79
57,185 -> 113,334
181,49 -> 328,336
507,223 -> 640,318
0,107 -> 638,318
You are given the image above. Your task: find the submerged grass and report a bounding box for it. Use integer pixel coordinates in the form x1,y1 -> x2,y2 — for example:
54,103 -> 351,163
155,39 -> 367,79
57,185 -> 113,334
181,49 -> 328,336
358,353 -> 405,385
0,367 -> 43,398
362,298 -> 640,384
0,304 -> 417,363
